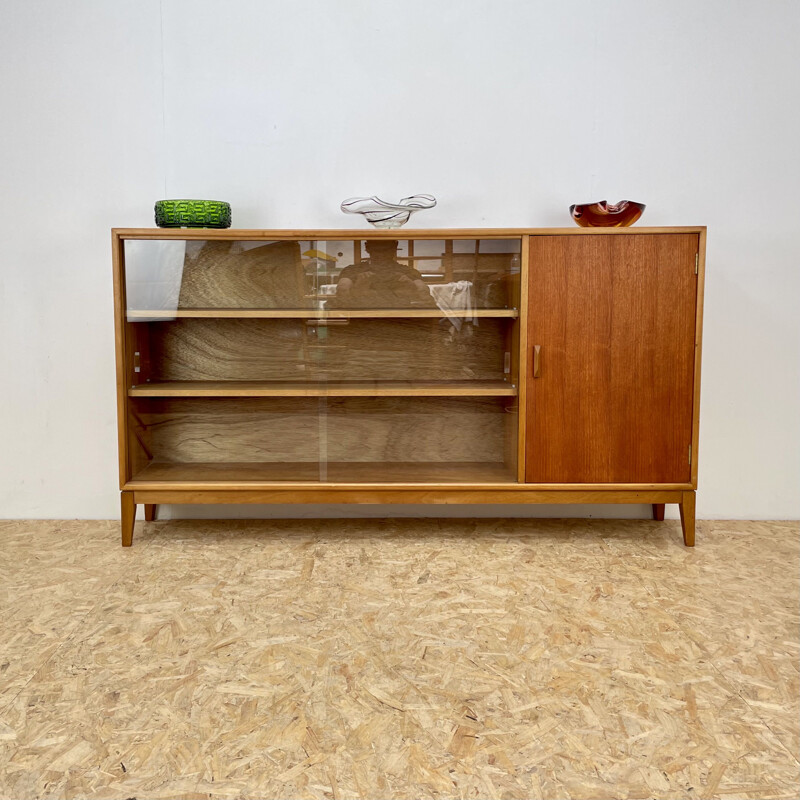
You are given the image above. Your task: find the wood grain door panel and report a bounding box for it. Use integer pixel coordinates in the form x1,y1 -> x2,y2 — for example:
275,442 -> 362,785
525,234 -> 698,483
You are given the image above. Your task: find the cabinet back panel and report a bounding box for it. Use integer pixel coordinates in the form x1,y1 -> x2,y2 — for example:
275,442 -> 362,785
526,234 -> 697,483
146,318 -> 508,382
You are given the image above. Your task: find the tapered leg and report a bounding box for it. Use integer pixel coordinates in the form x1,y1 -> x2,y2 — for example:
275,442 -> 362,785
144,504 -> 157,522
652,503 -> 665,521
121,491 -> 136,547
678,490 -> 696,547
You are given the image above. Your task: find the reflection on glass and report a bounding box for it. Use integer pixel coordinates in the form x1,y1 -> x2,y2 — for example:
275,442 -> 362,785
124,239 -> 186,316
126,238 -> 521,316
328,240 -> 436,309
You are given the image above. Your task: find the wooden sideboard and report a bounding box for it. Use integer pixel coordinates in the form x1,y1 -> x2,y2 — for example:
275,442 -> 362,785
113,227 -> 705,546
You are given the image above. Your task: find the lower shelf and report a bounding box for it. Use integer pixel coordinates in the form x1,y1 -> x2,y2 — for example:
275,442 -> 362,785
131,461 -> 517,485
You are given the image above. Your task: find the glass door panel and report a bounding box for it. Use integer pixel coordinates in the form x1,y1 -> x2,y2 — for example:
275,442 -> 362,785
123,235 -> 522,484
127,396 -> 517,484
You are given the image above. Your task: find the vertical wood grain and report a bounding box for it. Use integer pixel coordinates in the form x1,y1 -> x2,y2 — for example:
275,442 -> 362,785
516,236 -> 530,481
691,228 -> 707,487
112,233 -> 130,487
121,491 -> 135,547
526,234 -> 698,483
679,490 -> 696,546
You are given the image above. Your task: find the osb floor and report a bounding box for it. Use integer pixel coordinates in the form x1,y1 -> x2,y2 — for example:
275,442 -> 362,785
0,519 -> 798,800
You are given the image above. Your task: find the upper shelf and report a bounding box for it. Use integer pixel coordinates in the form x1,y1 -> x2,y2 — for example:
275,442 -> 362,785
127,308 -> 519,320
129,380 -> 518,398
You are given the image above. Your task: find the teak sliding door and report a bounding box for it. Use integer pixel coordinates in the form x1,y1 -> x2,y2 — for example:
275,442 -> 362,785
525,233 -> 698,484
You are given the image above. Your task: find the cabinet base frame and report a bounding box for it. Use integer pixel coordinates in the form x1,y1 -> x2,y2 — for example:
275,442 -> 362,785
120,488 -> 696,548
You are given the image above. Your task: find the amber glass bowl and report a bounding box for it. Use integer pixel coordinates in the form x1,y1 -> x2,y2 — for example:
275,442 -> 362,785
569,200 -> 645,227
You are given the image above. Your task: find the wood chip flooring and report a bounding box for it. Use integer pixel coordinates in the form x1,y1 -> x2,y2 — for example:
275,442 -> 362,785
0,518 -> 798,799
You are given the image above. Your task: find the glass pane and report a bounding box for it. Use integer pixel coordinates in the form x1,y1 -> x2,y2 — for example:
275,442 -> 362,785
125,237 -> 521,316
322,396 -> 517,483
128,397 -> 322,482
122,236 -> 521,484
125,239 -> 315,316
128,396 -> 517,484
317,238 -> 520,312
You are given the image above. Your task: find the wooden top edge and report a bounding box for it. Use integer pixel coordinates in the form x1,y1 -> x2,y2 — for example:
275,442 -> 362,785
112,226 -> 707,240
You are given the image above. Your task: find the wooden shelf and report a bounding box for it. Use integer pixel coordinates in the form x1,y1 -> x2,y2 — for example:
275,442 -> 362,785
130,461 -> 517,485
127,308 -> 518,320
129,380 -> 518,398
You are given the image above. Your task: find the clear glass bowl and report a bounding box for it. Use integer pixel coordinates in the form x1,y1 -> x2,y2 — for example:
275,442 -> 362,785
340,194 -> 437,228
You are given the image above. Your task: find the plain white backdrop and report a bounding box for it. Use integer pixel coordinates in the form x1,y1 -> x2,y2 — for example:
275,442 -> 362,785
1,0 -> 798,519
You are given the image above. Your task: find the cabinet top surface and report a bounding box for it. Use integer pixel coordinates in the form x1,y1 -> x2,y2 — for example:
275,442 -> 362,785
113,226 -> 706,240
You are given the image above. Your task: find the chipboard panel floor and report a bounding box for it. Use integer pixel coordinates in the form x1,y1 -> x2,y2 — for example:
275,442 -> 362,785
0,518 -> 798,799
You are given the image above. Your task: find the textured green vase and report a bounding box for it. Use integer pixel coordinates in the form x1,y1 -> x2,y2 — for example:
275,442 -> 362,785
154,199 -> 232,228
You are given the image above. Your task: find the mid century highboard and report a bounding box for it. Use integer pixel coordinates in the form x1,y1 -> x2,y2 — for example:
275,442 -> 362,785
113,227 -> 706,546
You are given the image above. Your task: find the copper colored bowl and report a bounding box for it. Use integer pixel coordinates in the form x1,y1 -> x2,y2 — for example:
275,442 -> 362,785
569,200 -> 645,227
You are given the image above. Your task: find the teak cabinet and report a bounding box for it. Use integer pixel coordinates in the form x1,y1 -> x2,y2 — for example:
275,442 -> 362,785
113,227 -> 706,547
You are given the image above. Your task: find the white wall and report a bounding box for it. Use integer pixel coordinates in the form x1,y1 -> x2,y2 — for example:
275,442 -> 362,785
1,0 -> 798,519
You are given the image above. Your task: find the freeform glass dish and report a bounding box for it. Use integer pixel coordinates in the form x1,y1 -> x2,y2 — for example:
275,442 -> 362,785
154,199 -> 232,229
340,194 -> 437,228
569,200 -> 645,227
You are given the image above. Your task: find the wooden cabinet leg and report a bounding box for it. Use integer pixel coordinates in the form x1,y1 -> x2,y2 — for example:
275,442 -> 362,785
678,491 -> 696,547
652,503 -> 665,521
144,504 -> 157,522
121,492 -> 136,547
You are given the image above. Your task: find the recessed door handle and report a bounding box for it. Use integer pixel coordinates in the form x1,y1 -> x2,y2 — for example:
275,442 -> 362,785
533,345 -> 541,378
